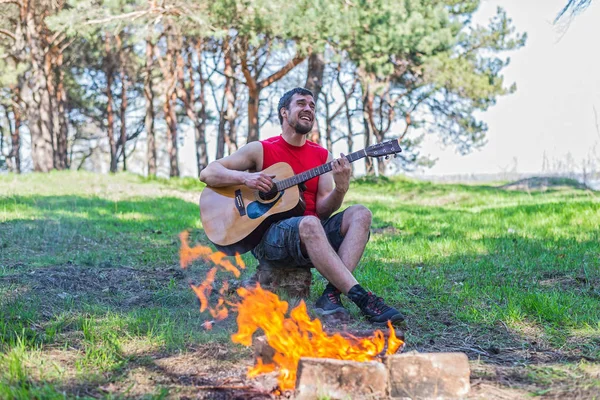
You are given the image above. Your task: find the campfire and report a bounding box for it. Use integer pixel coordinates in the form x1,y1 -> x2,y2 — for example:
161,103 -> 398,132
179,231 -> 405,391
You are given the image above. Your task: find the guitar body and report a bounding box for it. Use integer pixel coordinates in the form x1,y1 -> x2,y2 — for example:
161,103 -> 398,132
200,162 -> 306,255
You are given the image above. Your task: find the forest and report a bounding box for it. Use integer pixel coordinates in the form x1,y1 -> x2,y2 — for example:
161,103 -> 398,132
0,0 -> 525,177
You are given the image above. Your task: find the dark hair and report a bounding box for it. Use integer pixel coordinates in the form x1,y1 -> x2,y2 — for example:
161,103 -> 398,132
277,87 -> 314,125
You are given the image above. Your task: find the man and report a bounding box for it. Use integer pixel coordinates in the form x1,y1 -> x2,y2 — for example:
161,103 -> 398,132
199,87 -> 405,327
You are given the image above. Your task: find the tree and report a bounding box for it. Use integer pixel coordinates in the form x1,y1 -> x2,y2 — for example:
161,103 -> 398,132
0,0 -> 73,172
335,0 -> 525,175
0,35 -> 26,173
49,0 -> 210,176
304,52 -> 325,144
1,0 -> 526,177
556,0 -> 593,21
209,0 -> 340,142
144,28 -> 157,177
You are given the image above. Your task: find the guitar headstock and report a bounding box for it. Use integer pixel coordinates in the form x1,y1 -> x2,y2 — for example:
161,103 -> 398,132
365,139 -> 402,158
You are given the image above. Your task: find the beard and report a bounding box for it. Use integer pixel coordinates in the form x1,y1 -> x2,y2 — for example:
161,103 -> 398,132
290,116 -> 314,135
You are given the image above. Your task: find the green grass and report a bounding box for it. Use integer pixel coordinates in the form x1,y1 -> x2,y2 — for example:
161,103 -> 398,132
1,171 -> 599,398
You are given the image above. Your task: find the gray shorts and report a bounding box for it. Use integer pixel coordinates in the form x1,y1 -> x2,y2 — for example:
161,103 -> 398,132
251,210 -> 346,268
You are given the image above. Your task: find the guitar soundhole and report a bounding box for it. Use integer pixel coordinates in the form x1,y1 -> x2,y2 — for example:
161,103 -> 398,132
258,188 -> 279,201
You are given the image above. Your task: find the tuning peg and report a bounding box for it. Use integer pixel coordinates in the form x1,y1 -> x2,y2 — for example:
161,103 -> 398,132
394,153 -> 398,158
385,155 -> 390,160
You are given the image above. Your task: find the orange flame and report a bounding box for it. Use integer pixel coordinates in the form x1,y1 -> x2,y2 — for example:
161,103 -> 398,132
179,231 -> 245,277
179,232 -> 404,391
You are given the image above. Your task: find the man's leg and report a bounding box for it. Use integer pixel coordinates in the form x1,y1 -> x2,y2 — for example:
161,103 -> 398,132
299,216 -> 358,294
336,205 -> 372,273
304,206 -> 405,327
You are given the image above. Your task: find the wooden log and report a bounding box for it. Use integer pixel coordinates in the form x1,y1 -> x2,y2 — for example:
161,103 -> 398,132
252,262 -> 313,299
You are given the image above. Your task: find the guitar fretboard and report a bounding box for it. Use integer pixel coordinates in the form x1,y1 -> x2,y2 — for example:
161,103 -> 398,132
275,149 -> 367,191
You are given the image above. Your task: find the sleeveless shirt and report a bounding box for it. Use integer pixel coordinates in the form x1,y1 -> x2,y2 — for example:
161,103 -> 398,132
260,135 -> 329,217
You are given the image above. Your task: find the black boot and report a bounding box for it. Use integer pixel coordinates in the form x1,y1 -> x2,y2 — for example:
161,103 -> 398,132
315,283 -> 349,316
347,284 -> 405,327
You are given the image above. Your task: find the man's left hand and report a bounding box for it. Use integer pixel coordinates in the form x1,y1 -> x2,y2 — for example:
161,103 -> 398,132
332,153 -> 351,194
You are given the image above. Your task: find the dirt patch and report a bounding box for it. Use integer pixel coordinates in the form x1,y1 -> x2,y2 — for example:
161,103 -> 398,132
0,264 -> 188,310
371,225 -> 400,235
93,347 -> 275,399
28,264 -> 185,292
471,362 -> 600,400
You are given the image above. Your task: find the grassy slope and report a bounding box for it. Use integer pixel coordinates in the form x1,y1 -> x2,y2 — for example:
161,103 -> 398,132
0,171 -> 599,399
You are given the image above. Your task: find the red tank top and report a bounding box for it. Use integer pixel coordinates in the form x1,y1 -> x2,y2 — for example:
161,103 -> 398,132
261,135 -> 329,217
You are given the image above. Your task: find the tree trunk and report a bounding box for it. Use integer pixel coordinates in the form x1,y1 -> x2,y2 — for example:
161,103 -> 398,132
216,108 -> 226,160
105,35 -> 118,173
144,37 -> 157,177
223,38 -> 238,156
56,53 -> 69,169
164,91 -> 179,177
12,109 -> 21,173
175,42 -> 207,175
304,52 -> 325,144
26,7 -> 54,172
322,96 -> 333,153
226,103 -> 238,156
165,34 -> 179,177
337,67 -> 357,174
118,40 -> 128,171
364,83 -> 393,177
361,83 -> 374,176
44,49 -> 60,170
363,116 -> 373,175
325,122 -> 333,153
344,97 -> 354,174
194,41 -> 208,174
5,89 -> 21,173
240,43 -> 306,143
377,151 -> 387,175
247,86 -> 260,143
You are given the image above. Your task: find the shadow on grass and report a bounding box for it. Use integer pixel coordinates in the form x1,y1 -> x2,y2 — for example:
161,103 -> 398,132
1,192 -> 599,398
362,202 -> 600,365
0,194 -> 212,269
0,194 -> 223,346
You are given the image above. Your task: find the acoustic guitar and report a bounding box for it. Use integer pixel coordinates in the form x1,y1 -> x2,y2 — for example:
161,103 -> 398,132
200,139 -> 402,255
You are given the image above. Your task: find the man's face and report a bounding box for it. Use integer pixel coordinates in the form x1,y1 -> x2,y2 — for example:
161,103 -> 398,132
284,94 -> 315,135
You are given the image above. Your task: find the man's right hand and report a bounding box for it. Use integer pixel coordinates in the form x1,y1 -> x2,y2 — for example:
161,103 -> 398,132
243,172 -> 276,192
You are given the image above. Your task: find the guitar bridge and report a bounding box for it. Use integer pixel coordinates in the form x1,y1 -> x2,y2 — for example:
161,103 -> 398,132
235,189 -> 246,216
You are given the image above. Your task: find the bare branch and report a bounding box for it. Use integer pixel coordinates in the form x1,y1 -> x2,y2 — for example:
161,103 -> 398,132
208,78 -> 223,114
213,68 -> 246,85
255,41 -> 271,79
399,113 -> 411,141
239,45 -> 257,91
258,52 -> 306,89
555,0 -> 591,22
76,145 -> 99,170
86,10 -> 150,25
58,37 -> 75,53
0,28 -> 16,41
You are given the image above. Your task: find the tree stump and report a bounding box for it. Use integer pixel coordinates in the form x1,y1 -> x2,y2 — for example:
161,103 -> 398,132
251,262 -> 313,299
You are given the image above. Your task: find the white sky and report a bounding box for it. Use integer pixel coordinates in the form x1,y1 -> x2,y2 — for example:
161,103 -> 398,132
422,0 -> 600,175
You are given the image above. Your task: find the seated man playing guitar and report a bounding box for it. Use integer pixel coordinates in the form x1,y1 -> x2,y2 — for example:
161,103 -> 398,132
199,87 -> 405,327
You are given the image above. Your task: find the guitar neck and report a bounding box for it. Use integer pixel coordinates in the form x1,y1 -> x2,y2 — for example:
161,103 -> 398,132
275,149 -> 367,191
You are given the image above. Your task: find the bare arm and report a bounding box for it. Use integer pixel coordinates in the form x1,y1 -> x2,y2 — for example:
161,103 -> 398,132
315,153 -> 352,219
199,142 -> 274,191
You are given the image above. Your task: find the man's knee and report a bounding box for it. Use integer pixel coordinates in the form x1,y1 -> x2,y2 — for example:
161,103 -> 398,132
299,216 -> 325,242
354,205 -> 372,225
346,205 -> 372,228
